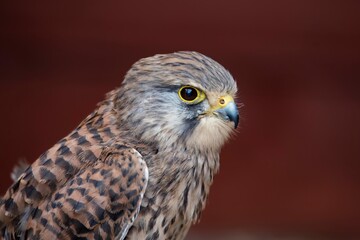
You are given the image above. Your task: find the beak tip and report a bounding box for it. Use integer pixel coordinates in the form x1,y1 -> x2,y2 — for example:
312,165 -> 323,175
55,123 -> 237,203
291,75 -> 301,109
228,111 -> 239,129
234,114 -> 239,129
214,101 -> 240,129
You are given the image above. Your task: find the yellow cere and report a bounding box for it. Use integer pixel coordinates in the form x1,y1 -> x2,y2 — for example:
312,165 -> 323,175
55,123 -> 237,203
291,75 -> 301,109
212,95 -> 235,111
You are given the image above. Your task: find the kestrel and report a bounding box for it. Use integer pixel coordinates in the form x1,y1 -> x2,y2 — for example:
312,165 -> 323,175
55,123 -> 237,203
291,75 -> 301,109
0,51 -> 239,240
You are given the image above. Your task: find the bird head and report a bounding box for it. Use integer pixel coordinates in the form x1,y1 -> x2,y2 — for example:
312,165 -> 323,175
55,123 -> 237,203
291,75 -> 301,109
116,51 -> 239,152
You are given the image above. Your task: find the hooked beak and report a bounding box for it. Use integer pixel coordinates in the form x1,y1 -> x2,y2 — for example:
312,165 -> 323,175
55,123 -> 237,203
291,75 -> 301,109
211,95 -> 239,129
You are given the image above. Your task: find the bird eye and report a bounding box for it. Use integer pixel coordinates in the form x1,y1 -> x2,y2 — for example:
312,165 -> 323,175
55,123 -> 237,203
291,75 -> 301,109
180,87 -> 197,101
178,86 -> 205,104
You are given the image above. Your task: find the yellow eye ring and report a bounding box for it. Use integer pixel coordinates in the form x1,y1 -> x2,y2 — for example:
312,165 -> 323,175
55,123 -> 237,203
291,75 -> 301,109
178,86 -> 205,104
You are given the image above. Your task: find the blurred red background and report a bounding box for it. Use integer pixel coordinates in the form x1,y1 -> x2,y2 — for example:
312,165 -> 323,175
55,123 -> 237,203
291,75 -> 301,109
1,1 -> 360,239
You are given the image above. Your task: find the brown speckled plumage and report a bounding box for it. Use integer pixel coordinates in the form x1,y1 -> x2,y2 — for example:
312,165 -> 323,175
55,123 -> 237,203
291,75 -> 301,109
0,51 -> 239,240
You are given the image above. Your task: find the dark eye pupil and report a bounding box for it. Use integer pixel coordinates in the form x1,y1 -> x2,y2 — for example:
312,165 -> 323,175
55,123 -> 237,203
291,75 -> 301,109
181,87 -> 198,101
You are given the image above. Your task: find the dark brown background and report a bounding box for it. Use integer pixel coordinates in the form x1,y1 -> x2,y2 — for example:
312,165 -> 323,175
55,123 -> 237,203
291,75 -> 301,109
1,1 -> 360,239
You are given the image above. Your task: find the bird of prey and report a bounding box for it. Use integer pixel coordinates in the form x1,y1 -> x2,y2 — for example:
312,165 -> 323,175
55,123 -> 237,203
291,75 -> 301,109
0,51 -> 239,240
